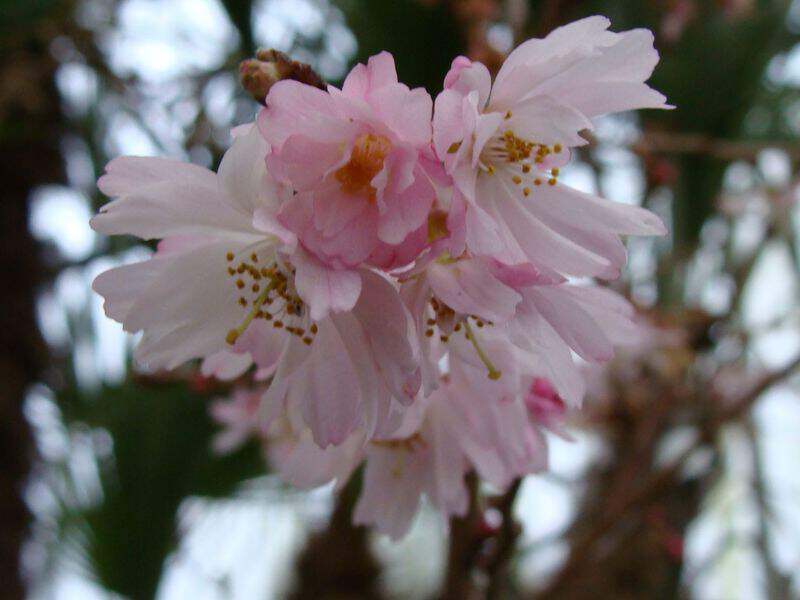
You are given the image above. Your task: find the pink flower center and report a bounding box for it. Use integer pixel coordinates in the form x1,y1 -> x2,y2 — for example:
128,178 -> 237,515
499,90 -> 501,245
334,133 -> 392,203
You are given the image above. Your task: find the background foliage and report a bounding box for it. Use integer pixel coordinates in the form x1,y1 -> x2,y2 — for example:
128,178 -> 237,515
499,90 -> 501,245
2,0 -> 800,598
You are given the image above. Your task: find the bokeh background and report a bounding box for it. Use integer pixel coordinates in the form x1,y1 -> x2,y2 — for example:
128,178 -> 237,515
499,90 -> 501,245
3,0 -> 800,598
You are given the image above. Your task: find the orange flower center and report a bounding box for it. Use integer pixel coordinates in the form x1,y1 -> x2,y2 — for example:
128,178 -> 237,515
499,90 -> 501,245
334,133 -> 392,202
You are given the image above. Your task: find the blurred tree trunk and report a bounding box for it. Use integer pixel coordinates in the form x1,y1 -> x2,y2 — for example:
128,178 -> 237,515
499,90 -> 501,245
289,474 -> 382,600
0,4 -> 68,596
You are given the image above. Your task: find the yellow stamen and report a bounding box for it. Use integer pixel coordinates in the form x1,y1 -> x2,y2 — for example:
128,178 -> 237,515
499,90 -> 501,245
225,280 -> 278,345
464,321 -> 501,380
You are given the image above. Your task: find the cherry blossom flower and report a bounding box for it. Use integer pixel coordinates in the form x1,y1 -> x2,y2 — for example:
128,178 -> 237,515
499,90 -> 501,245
91,125 -> 421,448
258,51 -> 436,295
400,254 -> 558,390
400,251 -> 640,407
353,390 -> 469,539
255,269 -> 421,447
353,344 -> 555,538
432,15 -> 669,278
91,124 -> 290,370
90,15 -> 676,541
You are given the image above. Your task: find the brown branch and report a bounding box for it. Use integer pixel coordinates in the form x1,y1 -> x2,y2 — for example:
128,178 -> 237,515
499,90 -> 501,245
539,354 -> 800,597
634,131 -> 800,161
441,472 -> 481,600
718,353 -> 800,422
485,478 -> 523,599
289,471 -> 382,600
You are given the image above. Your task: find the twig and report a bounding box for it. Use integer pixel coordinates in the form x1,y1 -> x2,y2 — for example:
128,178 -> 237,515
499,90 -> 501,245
485,478 -> 523,599
634,131 -> 800,161
744,418 -> 792,599
718,354 -> 800,422
441,472 -> 481,600
539,354 -> 800,597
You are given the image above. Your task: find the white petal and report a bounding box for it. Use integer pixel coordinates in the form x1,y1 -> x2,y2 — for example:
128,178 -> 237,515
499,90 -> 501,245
95,240 -> 252,370
219,123 -> 285,215
487,176 -> 618,278
94,157 -> 258,240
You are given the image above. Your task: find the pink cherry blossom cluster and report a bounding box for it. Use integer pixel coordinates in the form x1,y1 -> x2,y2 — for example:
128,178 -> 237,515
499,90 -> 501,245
92,16 -> 670,539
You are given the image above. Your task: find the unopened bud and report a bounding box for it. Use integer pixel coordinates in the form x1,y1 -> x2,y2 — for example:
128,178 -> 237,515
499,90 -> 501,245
239,48 -> 326,104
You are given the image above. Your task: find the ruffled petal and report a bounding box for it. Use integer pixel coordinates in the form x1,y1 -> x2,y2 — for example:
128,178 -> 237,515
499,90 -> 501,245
427,258 -> 522,324
292,250 -> 362,321
93,157 -> 258,240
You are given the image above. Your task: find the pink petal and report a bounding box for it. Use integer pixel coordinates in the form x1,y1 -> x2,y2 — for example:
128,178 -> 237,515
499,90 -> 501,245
298,318 -> 364,447
292,250 -> 362,321
259,80 -> 356,148
525,287 -> 615,362
443,56 -> 492,108
427,258 -> 522,323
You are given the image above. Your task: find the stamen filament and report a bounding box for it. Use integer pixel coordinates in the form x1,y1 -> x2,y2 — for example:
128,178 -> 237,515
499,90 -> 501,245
226,280 -> 278,345
464,321 -> 501,380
